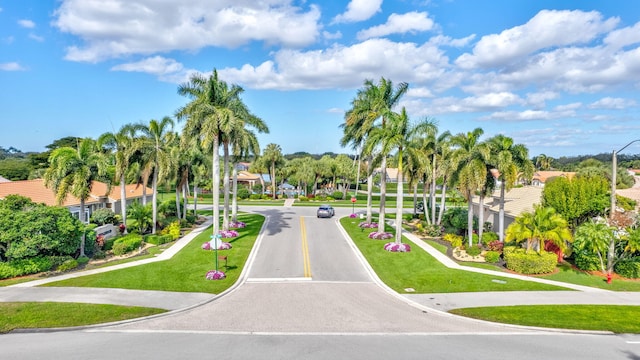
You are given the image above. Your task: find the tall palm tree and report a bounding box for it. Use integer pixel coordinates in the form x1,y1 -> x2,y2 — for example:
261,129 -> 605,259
450,128 -> 490,246
136,117 -> 176,234
262,143 -> 284,199
229,125 -> 261,223
344,77 -> 409,233
97,124 -> 137,230
488,135 -> 534,242
249,157 -> 268,195
44,138 -> 109,256
176,69 -> 243,235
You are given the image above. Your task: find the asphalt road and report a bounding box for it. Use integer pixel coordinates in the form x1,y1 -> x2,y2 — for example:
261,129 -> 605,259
2,205 -> 640,359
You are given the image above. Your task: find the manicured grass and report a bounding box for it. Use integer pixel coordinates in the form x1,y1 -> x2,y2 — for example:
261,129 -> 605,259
340,217 -> 564,293
0,302 -> 165,333
539,262 -> 640,291
42,214 -> 265,294
450,305 -> 640,333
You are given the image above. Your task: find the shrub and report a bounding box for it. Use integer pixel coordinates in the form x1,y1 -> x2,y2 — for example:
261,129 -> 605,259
466,244 -> 482,257
145,234 -> 161,245
261,194 -> 271,200
421,223 -> 443,237
614,259 -> 640,279
236,188 -> 251,200
442,233 -> 463,248
0,257 -> 54,280
161,234 -> 174,244
160,221 -> 181,240
573,251 -> 601,271
481,232 -> 499,245
298,196 -> 309,202
103,237 -> 117,251
77,256 -> 90,265
90,208 -> 118,226
332,191 -> 344,200
504,249 -> 557,274
112,234 -> 143,256
484,251 -> 501,263
487,240 -> 504,252
249,194 -> 261,200
57,258 -> 79,272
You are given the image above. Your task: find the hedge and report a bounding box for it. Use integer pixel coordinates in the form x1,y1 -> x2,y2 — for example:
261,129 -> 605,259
615,259 -> 640,279
504,249 -> 557,274
112,234 -> 143,256
574,251 -> 601,272
484,251 -> 501,263
0,257 -> 54,280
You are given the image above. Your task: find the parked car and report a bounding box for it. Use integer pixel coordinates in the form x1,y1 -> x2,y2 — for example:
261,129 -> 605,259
317,205 -> 335,218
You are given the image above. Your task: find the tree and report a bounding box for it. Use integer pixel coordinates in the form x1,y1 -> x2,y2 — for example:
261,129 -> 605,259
535,154 -> 553,170
542,175 -> 609,229
262,143 -> 284,199
98,124 -> 138,230
136,117 -> 176,234
505,204 -> 573,254
487,135 -> 534,242
344,77 -> 409,233
43,138 -> 109,257
127,201 -> 153,234
450,128 -> 490,246
574,220 -> 640,275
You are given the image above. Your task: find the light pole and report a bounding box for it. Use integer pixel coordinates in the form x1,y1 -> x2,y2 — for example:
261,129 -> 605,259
611,139 -> 640,221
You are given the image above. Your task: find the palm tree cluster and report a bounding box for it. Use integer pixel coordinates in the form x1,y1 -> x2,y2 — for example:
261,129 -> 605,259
341,77 -> 535,249
45,69 -> 269,245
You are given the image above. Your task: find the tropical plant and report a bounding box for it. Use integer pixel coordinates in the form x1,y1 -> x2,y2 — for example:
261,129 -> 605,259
505,204 -> 573,254
43,138 -> 109,256
541,174 -> 610,228
127,201 -> 153,234
262,143 -> 284,200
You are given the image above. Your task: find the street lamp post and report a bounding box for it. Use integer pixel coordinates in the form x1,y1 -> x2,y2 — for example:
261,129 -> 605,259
611,139 -> 640,221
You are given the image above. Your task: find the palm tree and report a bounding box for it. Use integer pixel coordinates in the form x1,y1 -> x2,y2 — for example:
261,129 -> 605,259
344,77 -> 409,233
229,125 -> 261,223
136,117 -> 176,234
97,124 -> 137,231
535,154 -> 553,170
262,143 -> 284,199
487,135 -> 534,242
249,158 -> 268,195
44,138 -> 109,257
505,204 -> 572,254
176,69 -> 244,236
450,128 -> 490,246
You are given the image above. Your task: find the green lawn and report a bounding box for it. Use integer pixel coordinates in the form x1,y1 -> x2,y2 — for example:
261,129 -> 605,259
0,302 -> 165,334
450,305 -> 640,333
340,217 -> 564,293
41,213 -> 265,294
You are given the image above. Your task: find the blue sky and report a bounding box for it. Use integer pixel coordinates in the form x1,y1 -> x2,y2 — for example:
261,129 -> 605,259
1,0 -> 640,158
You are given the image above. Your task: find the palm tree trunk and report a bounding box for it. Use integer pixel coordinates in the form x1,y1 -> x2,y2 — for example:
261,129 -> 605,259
152,166 -> 158,234
222,144 -> 230,231
120,173 -> 127,234
271,163 -> 276,200
175,185 -> 181,220
193,184 -> 198,217
182,181 -> 187,220
79,198 -> 86,257
422,181 -> 431,224
467,190 -> 473,247
499,180 -> 505,242
366,158 -> 373,223
431,154 -> 437,223
232,165 -> 238,222
378,156 -> 387,233
395,153 -> 403,244
412,183 -> 418,216
437,183 -> 447,225
212,137 -> 220,235
478,193 -> 485,245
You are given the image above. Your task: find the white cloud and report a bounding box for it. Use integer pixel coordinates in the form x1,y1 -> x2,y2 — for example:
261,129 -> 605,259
589,97 -> 636,109
604,21 -> 640,49
111,56 -> 196,83
455,10 -> 618,69
29,34 -> 44,42
322,31 -> 342,40
53,0 -> 321,62
18,19 -> 36,28
525,91 -> 558,108
333,0 -> 382,23
356,12 -> 435,40
554,102 -> 582,112
0,62 -> 26,71
219,38 -> 450,90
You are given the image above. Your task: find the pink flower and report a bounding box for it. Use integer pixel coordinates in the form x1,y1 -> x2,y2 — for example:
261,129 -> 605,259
349,213 -> 357,218
369,231 -> 393,240
384,242 -> 411,252
201,242 -> 211,250
229,221 -> 246,228
205,270 -> 226,280
218,230 -> 239,238
358,222 -> 378,228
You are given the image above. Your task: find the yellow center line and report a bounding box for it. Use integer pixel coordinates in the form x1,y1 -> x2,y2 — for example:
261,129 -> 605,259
300,216 -> 312,278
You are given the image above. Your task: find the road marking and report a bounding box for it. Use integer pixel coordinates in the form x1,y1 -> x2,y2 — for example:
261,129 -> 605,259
245,277 -> 312,283
300,216 -> 312,278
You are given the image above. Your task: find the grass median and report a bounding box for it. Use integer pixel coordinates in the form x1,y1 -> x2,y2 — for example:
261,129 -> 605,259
339,217 -> 564,293
41,213 -> 265,294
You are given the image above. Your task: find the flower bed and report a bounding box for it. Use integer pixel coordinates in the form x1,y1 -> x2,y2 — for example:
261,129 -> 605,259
358,222 -> 378,228
218,230 -> 239,238
205,270 -> 226,280
201,241 -> 232,250
368,231 -> 393,240
229,221 -> 246,228
384,242 -> 411,252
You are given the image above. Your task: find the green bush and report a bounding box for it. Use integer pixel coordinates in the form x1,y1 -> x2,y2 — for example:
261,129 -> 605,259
161,234 -> 174,244
103,237 -> 116,251
481,231 -> 499,245
249,194 -> 261,200
0,257 -> 54,279
57,258 -> 79,272
298,196 -> 309,202
574,251 -> 601,272
504,249 -> 557,274
442,233 -> 463,248
112,234 -> 143,256
145,234 -> 160,245
615,259 -> 640,279
90,208 -> 118,226
237,188 -> 251,200
484,251 -> 501,263
332,191 -> 344,200
421,223 -> 443,237
160,221 -> 181,240
466,244 -> 482,257
77,256 -> 90,265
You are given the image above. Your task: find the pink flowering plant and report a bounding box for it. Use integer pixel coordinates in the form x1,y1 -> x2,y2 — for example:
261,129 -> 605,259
201,241 -> 232,250
368,231 -> 393,240
229,221 -> 246,228
384,242 -> 411,252
205,270 -> 226,280
218,229 -> 239,238
358,222 -> 378,228
349,213 -> 357,218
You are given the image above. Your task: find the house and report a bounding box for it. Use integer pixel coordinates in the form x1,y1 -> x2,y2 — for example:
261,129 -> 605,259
373,167 -> 403,183
235,162 -> 251,171
471,186 -> 544,233
0,179 -> 152,222
531,171 -> 576,187
235,170 -> 262,188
